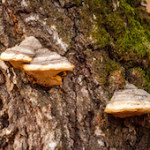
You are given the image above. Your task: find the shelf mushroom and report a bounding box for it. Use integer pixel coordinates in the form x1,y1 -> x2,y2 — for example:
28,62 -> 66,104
23,48 -> 74,87
0,36 -> 42,69
104,84 -> 150,118
0,36 -> 74,87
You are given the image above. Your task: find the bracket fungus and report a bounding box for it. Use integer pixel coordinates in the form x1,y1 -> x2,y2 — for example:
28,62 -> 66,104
0,36 -> 74,87
23,48 -> 74,87
0,36 -> 42,69
104,83 -> 150,118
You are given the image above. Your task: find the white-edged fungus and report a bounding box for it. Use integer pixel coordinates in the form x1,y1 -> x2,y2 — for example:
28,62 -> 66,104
104,84 -> 150,118
0,36 -> 42,69
23,48 -> 74,87
0,45 -> 35,69
0,36 -> 74,87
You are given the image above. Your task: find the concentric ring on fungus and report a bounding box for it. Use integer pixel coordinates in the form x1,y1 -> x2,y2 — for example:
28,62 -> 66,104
104,83 -> 150,118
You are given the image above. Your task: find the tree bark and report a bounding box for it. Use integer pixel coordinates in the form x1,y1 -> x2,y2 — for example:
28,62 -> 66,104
0,0 -> 150,150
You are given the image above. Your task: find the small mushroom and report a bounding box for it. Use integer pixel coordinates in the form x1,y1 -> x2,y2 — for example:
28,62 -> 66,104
0,36 -> 42,69
104,83 -> 150,118
23,48 -> 74,87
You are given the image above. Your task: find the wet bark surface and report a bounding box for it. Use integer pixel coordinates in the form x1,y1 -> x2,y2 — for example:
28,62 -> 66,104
0,0 -> 150,150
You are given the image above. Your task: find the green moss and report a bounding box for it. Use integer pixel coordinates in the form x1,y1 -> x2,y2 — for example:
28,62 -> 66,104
114,10 -> 150,58
83,0 -> 150,91
86,0 -> 150,59
105,13 -> 126,39
91,25 -> 111,47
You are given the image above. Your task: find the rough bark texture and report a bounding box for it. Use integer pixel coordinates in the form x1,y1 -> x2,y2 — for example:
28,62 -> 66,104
0,0 -> 150,150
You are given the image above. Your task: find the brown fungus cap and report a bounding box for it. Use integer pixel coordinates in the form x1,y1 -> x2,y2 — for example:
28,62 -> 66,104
23,48 -> 74,87
0,45 -> 35,69
0,36 -> 74,87
104,83 -> 150,118
0,45 -> 35,62
0,36 -> 42,69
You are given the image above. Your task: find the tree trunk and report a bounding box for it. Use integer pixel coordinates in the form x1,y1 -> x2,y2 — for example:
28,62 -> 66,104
0,0 -> 150,150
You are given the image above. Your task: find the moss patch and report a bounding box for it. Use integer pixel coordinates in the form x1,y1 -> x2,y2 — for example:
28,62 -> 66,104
82,0 -> 150,92
86,0 -> 150,58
